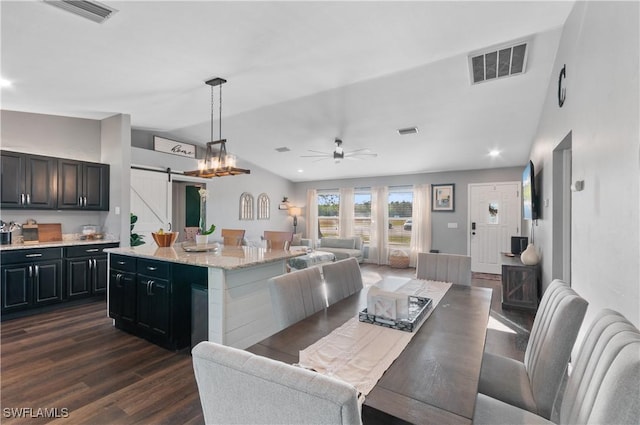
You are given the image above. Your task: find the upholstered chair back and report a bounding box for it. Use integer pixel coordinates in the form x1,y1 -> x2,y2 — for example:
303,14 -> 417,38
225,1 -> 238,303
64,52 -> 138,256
221,228 -> 245,246
268,267 -> 327,330
192,341 -> 362,425
263,231 -> 293,250
415,252 -> 471,286
322,257 -> 364,306
478,279 -> 588,419
523,279 -> 589,418
474,309 -> 640,425
555,309 -> 640,425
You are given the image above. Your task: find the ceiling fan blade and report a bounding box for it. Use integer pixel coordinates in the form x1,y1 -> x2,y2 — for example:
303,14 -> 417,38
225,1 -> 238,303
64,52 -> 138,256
347,148 -> 372,154
306,149 -> 331,155
345,152 -> 377,158
301,154 -> 331,158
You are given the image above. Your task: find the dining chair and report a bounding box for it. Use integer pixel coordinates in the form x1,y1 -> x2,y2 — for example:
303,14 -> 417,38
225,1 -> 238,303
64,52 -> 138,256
415,252 -> 471,285
192,341 -> 362,425
221,228 -> 245,246
474,309 -> 640,425
263,230 -> 293,250
322,257 -> 364,306
477,279 -> 588,419
268,267 -> 327,330
184,226 -> 199,242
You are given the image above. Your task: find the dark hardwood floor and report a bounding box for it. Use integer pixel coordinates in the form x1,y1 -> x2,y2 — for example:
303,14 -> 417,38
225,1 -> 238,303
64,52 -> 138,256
1,265 -> 533,424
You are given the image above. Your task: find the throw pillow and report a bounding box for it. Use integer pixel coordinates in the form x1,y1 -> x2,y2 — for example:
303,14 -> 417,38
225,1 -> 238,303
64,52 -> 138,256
292,233 -> 303,245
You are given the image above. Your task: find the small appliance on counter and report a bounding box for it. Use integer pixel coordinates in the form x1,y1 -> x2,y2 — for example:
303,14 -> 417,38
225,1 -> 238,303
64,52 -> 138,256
81,224 -> 104,240
22,219 -> 39,245
0,221 -> 20,245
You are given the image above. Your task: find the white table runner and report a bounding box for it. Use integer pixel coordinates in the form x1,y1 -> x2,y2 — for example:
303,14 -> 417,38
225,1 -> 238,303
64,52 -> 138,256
298,279 -> 452,396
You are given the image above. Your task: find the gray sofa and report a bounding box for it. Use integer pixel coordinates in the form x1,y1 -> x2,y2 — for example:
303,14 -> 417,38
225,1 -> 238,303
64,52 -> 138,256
317,236 -> 364,262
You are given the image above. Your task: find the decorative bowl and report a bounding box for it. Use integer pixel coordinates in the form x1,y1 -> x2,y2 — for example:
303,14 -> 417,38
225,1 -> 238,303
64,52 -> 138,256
152,232 -> 179,247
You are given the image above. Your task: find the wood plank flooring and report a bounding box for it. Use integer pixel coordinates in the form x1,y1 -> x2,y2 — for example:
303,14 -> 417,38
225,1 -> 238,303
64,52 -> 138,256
1,265 -> 533,424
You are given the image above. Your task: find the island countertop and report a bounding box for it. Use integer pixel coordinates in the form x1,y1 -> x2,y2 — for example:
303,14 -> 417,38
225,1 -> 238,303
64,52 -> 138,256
105,244 -> 305,271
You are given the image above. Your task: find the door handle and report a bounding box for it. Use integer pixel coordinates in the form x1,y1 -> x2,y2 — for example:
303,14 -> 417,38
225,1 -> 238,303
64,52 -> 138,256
83,196 -> 88,207
146,266 -> 157,271
88,259 -> 93,270
26,253 -> 43,258
116,273 -> 123,287
168,222 -> 172,231
86,249 -> 100,253
28,265 -> 33,278
147,280 -> 155,296
34,264 -> 39,280
21,193 -> 25,205
26,194 -> 31,205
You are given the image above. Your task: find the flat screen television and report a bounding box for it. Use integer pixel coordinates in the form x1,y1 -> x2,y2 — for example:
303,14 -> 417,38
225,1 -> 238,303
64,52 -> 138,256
522,160 -> 537,220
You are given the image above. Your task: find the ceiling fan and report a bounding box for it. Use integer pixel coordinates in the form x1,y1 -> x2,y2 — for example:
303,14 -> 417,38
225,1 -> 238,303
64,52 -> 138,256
301,139 -> 377,163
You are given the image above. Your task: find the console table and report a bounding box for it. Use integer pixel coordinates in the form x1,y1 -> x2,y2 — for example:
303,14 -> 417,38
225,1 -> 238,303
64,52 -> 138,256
501,255 -> 540,311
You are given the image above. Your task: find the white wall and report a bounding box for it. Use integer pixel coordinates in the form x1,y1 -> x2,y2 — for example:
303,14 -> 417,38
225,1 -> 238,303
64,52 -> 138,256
294,166 -> 522,255
529,1 -> 639,328
0,110 -> 104,235
130,141 -> 295,244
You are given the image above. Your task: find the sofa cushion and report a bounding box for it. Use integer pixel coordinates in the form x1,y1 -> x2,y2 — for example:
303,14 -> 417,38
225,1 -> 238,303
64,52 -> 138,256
321,237 -> 355,249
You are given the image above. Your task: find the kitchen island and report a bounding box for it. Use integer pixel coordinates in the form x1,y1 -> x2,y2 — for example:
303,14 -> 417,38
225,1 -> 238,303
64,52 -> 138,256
105,244 -> 304,350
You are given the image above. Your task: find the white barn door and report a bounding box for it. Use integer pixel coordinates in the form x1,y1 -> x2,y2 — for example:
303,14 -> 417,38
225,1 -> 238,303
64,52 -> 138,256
469,182 -> 521,274
130,169 -> 172,244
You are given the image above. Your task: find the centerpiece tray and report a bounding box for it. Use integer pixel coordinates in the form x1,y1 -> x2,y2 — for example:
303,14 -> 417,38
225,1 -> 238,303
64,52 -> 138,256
181,242 -> 219,252
359,296 -> 433,332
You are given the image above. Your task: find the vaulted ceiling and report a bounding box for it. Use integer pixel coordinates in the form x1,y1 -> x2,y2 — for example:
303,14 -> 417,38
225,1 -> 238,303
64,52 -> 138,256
1,1 -> 574,181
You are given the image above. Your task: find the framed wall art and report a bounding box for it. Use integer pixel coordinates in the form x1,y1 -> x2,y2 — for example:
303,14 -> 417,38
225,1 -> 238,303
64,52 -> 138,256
432,184 -> 455,212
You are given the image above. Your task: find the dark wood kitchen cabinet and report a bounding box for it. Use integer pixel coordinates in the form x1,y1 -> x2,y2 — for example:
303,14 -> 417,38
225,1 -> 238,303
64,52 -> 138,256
109,254 -> 137,325
109,255 -> 206,350
57,159 -> 109,211
64,243 -> 118,300
0,151 -> 57,209
0,248 -> 63,314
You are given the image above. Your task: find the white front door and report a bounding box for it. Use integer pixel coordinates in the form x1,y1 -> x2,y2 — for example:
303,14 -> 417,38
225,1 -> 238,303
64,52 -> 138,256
130,169 -> 172,243
469,182 -> 521,274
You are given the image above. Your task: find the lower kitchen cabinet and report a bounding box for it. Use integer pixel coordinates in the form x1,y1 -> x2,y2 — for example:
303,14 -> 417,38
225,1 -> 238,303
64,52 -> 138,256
109,254 -> 206,350
64,243 -> 118,300
1,248 -> 63,314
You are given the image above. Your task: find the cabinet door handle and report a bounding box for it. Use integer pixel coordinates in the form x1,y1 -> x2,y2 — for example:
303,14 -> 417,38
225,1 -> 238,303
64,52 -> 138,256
146,266 -> 157,271
83,196 -> 87,207
86,249 -> 100,253
117,261 -> 126,265
25,253 -> 43,258
88,259 -> 93,270
34,265 -> 39,280
116,273 -> 123,287
146,280 -> 155,296
93,259 -> 97,268
21,193 -> 25,205
26,194 -> 31,205
28,265 -> 33,278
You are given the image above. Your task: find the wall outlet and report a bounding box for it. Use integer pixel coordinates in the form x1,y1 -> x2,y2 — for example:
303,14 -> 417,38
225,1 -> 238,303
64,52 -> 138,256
447,222 -> 458,229
115,206 -> 120,215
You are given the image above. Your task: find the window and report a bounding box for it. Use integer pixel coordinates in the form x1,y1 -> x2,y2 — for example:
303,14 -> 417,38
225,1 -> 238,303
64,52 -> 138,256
388,188 -> 413,248
317,191 -> 340,237
354,190 -> 372,243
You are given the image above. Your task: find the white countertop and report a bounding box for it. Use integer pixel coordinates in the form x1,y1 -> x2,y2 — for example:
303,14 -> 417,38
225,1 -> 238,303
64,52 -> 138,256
0,239 -> 120,251
105,243 -> 306,271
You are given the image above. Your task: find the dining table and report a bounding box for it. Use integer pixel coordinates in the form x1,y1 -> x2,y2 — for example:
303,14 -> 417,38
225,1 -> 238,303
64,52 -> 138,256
246,279 -> 493,425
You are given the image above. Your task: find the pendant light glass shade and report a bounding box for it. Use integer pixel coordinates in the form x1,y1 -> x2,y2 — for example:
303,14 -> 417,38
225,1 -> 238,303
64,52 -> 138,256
184,78 -> 250,178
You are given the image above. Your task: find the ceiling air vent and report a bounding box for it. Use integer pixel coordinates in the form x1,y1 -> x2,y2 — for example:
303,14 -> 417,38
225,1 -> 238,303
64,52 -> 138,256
397,127 -> 418,136
469,41 -> 528,84
43,0 -> 118,24
275,147 -> 291,153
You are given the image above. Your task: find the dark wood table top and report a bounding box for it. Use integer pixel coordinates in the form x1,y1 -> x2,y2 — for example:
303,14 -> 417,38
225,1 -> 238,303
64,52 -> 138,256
246,283 -> 492,425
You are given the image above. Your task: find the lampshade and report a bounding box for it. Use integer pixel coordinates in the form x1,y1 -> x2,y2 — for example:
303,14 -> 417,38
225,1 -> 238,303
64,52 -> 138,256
288,207 -> 302,217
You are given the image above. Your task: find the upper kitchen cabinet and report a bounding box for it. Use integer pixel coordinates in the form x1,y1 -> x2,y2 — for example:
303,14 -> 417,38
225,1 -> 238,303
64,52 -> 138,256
57,159 -> 109,211
1,151 -> 57,209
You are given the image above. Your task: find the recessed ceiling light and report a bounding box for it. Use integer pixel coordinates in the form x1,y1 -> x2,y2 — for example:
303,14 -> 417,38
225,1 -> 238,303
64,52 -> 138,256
489,150 -> 501,157
397,127 -> 418,135
0,78 -> 12,88
297,169 -> 304,173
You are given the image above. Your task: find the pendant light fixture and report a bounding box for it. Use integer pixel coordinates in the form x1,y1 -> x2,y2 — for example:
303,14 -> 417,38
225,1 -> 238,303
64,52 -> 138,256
184,77 -> 250,178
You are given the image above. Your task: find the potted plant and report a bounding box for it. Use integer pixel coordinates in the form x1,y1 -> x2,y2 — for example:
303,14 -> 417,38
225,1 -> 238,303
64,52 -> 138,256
130,213 -> 145,246
197,188 -> 216,244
